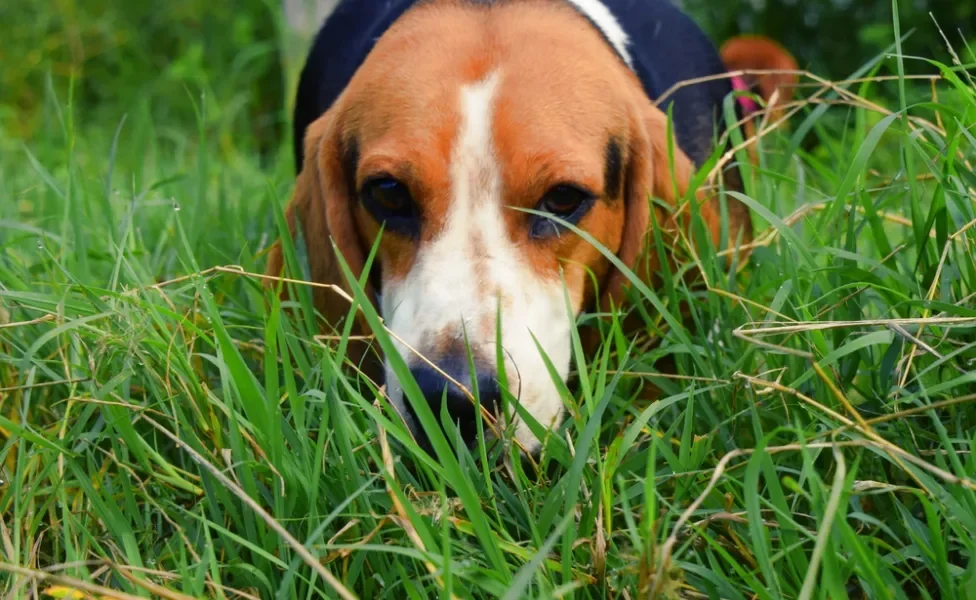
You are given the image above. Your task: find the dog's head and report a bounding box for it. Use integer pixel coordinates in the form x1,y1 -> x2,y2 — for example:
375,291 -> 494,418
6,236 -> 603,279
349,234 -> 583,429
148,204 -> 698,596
267,1 -> 793,452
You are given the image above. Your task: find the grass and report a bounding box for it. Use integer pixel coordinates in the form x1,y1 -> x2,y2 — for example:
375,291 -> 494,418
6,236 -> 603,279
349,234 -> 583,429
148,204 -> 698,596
2,2 -> 976,599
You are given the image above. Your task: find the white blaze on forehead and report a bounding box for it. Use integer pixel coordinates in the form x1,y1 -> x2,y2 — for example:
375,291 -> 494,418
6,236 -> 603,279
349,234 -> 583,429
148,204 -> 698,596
563,0 -> 633,69
381,71 -> 577,452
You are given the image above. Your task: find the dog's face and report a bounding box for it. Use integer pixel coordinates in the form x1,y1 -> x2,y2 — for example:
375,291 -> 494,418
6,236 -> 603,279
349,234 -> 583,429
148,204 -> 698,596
280,1 -> 722,452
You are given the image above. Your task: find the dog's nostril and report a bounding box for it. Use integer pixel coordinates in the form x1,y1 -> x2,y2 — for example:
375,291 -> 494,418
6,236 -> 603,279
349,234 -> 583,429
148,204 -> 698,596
408,364 -> 500,443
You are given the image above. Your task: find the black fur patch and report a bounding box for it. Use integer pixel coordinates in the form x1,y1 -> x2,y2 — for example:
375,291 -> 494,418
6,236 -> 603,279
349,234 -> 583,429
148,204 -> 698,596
604,137 -> 623,200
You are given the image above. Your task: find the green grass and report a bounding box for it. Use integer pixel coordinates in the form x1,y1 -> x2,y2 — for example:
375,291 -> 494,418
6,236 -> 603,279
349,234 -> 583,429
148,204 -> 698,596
3,3 -> 976,599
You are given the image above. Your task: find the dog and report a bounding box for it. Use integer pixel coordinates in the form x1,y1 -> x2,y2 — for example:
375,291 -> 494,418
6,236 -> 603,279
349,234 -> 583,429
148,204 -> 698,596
265,0 -> 798,453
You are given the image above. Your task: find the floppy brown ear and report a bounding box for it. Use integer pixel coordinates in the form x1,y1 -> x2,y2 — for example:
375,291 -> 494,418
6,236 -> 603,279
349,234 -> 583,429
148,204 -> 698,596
720,35 -> 799,122
601,104 -> 730,312
264,112 -> 374,339
585,101 -> 753,368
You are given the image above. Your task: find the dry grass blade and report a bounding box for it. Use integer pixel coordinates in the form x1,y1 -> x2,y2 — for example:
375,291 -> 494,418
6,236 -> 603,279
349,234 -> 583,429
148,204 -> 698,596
113,567 -> 200,600
830,394 -> 976,434
0,314 -> 56,330
0,377 -> 90,393
887,322 -> 967,374
736,317 -> 976,337
0,518 -> 15,565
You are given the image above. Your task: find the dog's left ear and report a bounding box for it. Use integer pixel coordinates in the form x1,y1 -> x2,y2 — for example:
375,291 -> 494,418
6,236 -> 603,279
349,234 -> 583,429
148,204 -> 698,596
720,35 -> 799,121
600,101 -> 730,311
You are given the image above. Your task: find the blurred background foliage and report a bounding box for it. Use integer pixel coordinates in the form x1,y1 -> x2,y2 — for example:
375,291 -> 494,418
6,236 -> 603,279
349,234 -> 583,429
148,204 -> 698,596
1,0 -> 972,165
678,0 -> 974,79
0,0 -> 289,158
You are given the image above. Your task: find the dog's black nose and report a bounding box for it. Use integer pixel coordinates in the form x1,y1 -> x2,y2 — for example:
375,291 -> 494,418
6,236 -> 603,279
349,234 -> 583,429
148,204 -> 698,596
408,359 -> 500,444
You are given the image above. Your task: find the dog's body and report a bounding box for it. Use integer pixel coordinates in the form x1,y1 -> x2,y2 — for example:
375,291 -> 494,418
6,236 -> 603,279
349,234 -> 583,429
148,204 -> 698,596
267,0 -> 797,452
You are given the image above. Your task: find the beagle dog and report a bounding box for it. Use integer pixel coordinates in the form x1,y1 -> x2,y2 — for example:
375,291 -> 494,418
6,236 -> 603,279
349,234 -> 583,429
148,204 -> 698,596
265,0 -> 797,452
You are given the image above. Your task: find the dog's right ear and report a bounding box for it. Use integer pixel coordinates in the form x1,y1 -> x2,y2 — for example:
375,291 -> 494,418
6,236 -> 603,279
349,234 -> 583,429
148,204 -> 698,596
264,112 -> 373,333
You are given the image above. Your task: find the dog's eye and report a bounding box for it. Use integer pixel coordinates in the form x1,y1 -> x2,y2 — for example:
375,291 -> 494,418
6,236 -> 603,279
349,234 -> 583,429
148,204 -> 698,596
541,185 -> 591,216
530,184 -> 596,239
360,176 -> 420,237
363,177 -> 412,213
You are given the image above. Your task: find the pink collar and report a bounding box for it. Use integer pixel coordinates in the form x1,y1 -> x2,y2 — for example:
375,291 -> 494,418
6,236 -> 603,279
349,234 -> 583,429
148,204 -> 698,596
731,75 -> 760,115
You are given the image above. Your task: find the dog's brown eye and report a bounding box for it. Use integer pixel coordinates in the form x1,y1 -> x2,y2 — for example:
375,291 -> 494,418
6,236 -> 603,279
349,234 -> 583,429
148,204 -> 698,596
530,184 -> 596,239
541,185 -> 591,216
361,176 -> 420,237
364,177 -> 412,212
